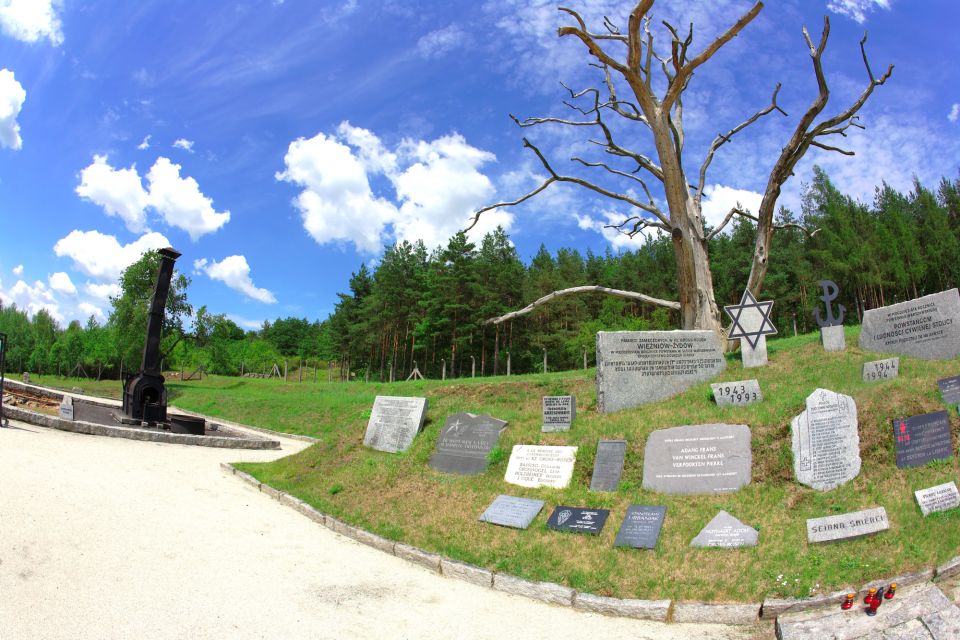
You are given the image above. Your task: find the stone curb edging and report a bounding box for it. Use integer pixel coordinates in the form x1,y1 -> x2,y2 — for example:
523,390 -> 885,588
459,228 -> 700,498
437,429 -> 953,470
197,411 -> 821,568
224,464 -> 960,628
4,404 -> 281,450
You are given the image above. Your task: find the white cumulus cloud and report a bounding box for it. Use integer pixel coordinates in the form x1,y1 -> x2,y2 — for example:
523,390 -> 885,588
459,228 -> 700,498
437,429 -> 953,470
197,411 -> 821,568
48,271 -> 76,295
172,138 -> 194,152
826,0 -> 891,24
145,157 -> 230,241
0,279 -> 62,322
575,211 -> 653,250
77,302 -> 105,321
53,230 -> 171,281
12,263 -> 23,276
0,0 -> 63,45
76,155 -> 150,232
278,122 -> 509,254
197,255 -> 276,304
0,68 -> 25,150
84,281 -> 121,301
416,25 -> 466,58
949,104 -> 959,123
137,135 -> 151,150
700,184 -> 764,232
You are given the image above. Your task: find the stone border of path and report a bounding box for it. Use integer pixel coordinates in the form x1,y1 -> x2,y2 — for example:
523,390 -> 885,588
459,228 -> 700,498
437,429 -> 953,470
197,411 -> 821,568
224,464 -> 960,626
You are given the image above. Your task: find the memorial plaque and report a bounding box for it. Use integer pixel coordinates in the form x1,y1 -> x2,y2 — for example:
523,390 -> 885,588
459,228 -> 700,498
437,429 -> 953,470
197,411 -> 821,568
862,357 -> 899,383
59,395 -> 75,421
711,380 -> 762,407
859,288 -> 960,360
363,395 -> 428,453
504,445 -> 578,489
690,510 -> 758,548
915,482 -> 960,516
614,505 -> 667,549
542,395 -> 576,432
938,376 -> 960,405
642,423 -> 752,495
428,412 -> 507,475
790,389 -> 861,491
546,506 -> 610,535
893,410 -> 952,469
590,439 -> 626,492
479,495 -> 545,529
806,507 -> 889,544
596,330 -> 726,414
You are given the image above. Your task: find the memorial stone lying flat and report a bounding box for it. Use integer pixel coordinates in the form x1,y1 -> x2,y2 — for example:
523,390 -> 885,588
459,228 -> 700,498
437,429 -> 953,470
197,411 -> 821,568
859,288 -> 960,360
642,423 -> 752,495
428,412 -> 507,475
711,380 -> 763,407
690,510 -> 758,548
790,389 -> 861,491
862,357 -> 899,383
806,507 -> 889,544
363,395 -> 428,453
479,495 -> 545,529
546,506 -> 610,535
542,395 -> 575,433
893,410 -> 952,469
614,505 -> 667,549
938,376 -> 960,405
915,482 -> 960,516
595,330 -> 726,413
59,395 -> 75,421
590,439 -> 626,492
504,445 -> 578,489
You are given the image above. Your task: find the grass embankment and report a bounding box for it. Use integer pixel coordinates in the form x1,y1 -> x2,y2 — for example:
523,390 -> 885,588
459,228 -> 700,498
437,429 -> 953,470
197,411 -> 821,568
38,328 -> 960,602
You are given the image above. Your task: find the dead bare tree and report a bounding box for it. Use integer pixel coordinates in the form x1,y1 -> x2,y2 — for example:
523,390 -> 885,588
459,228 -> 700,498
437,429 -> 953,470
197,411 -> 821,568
468,0 -> 892,339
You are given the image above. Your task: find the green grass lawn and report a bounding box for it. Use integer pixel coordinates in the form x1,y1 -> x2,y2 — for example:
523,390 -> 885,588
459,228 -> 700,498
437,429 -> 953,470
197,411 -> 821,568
34,327 -> 960,602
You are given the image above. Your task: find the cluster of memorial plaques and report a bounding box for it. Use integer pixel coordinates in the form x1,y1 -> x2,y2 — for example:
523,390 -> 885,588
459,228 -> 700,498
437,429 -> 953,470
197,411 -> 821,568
859,288 -> 960,360
428,412 -> 507,475
690,511 -> 758,548
541,395 -> 575,432
892,410 -> 952,469
862,357 -> 899,383
641,423 -> 752,495
710,380 -> 763,407
504,445 -> 578,488
363,396 -> 428,453
790,389 -> 861,491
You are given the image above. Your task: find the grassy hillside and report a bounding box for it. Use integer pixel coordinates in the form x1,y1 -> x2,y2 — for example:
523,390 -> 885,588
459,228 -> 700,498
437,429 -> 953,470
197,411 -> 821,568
37,327 -> 960,602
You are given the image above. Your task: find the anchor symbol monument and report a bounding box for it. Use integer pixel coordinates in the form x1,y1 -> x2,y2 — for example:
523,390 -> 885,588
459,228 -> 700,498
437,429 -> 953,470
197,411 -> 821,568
814,280 -> 846,352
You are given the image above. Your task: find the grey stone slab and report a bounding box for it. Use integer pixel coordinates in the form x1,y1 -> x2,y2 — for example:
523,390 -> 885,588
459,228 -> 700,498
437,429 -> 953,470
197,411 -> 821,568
915,482 -> 960,516
894,411 -> 953,469
883,619 -> 935,640
791,388 -> 861,491
363,395 -> 428,453
741,335 -> 768,368
595,330 -> 726,413
922,603 -> 960,640
58,395 -> 74,421
429,412 -> 507,475
479,495 -> 545,530
542,395 -> 575,432
492,574 -> 575,606
440,558 -> 493,588
572,592 -> 670,621
821,325 -> 847,352
806,506 -> 889,543
614,505 -> 666,549
860,289 -> 960,360
394,543 -> 441,573
864,358 -> 900,383
671,602 -> 759,625
546,506 -> 609,535
590,439 -> 626,492
690,510 -> 758,548
504,445 -> 577,489
711,379 -> 762,407
937,376 -> 960,404
642,423 -> 752,495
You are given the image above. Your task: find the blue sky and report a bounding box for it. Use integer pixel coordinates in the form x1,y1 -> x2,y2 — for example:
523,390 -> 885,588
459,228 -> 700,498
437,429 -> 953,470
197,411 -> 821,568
1,0 -> 958,330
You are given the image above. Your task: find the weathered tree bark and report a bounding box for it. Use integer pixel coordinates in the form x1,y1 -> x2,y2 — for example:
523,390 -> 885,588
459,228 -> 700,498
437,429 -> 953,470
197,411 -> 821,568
467,1 -> 890,343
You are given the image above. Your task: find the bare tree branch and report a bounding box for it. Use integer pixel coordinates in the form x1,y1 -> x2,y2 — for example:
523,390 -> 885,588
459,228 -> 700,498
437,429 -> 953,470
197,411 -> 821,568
706,206 -> 820,240
810,140 -> 854,155
484,285 -> 680,325
604,214 -> 669,237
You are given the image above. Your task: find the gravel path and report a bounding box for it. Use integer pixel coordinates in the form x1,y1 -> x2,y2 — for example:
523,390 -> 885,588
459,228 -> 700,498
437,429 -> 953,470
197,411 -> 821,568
0,418 -> 757,640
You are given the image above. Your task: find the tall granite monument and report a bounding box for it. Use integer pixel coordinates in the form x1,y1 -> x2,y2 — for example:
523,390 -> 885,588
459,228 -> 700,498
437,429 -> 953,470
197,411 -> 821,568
859,288 -> 960,360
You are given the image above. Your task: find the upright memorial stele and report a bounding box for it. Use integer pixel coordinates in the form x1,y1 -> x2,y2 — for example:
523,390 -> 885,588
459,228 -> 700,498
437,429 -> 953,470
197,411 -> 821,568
724,289 -> 777,367
363,396 -> 429,453
859,288 -> 960,360
814,280 -> 846,352
595,330 -> 725,413
790,389 -> 861,491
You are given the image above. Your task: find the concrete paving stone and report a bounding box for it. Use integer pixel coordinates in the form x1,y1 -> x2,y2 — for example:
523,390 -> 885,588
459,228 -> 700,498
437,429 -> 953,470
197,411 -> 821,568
921,602 -> 960,640
881,619 -> 934,639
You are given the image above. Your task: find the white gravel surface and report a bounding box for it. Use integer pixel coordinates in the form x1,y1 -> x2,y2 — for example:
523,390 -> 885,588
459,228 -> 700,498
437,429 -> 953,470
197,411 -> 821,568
0,418 -> 757,640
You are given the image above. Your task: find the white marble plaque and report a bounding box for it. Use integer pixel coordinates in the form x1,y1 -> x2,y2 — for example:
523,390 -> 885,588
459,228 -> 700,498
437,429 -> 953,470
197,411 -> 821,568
363,395 -> 428,453
504,445 -> 578,489
915,482 -> 960,516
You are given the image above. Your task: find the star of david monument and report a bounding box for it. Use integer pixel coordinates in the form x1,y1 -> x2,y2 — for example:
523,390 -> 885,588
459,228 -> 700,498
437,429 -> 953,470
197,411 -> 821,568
724,289 -> 777,367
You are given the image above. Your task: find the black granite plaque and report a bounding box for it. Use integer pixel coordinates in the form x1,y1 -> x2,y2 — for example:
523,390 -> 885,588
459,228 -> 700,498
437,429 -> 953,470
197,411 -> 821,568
614,505 -> 667,549
938,376 -> 960,405
428,412 -> 507,475
546,506 -> 610,535
590,440 -> 626,492
893,410 -> 953,469
479,495 -> 545,529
